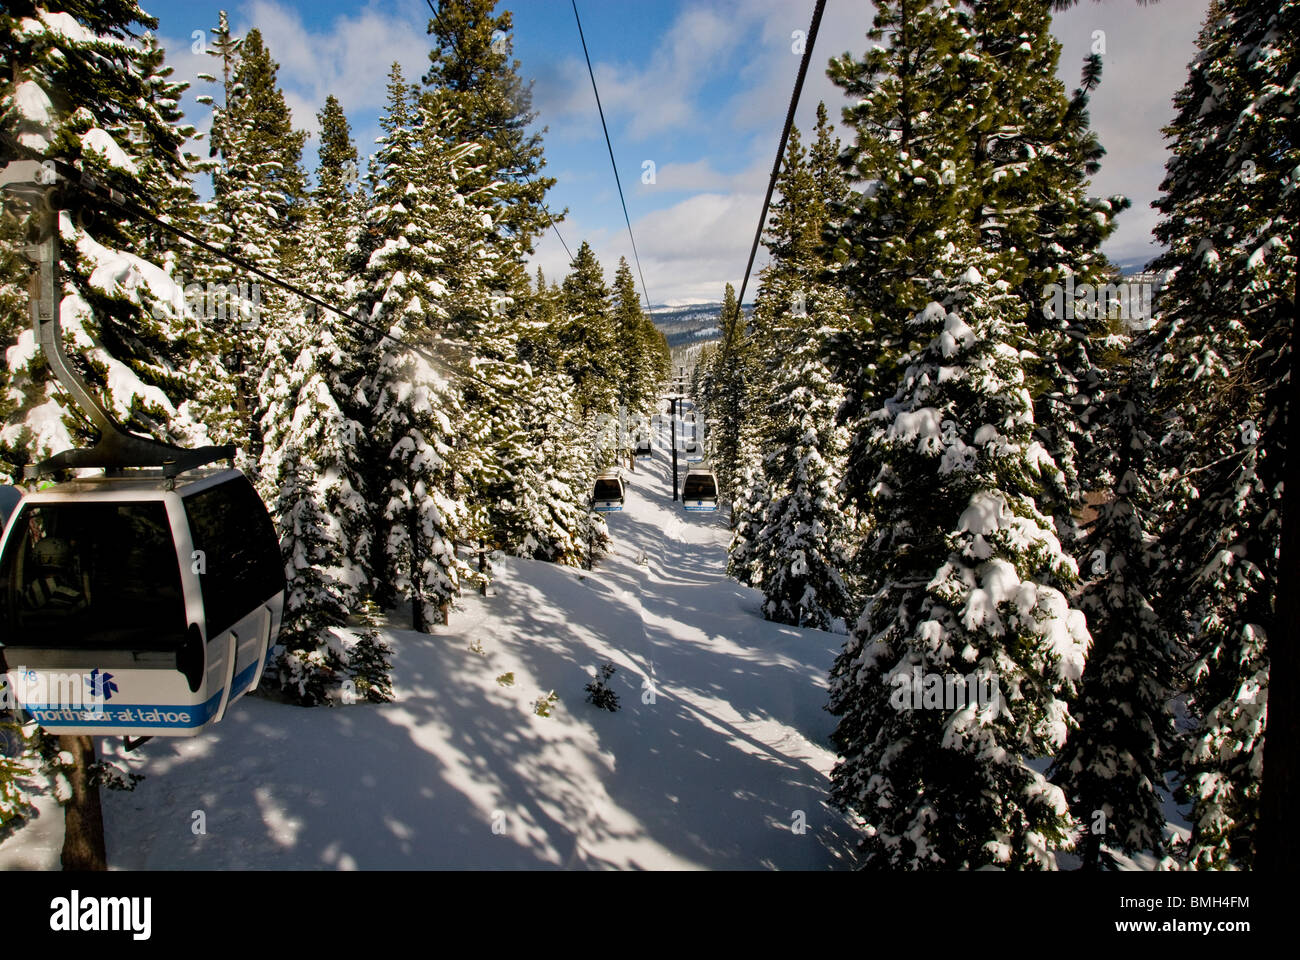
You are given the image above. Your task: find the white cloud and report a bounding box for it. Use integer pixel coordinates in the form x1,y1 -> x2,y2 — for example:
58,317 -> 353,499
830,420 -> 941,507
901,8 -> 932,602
158,0 -> 432,191
634,151 -> 768,196
587,0 -> 1211,299
535,1 -> 767,145
1051,0 -> 1213,268
233,0 -> 432,138
532,189 -> 768,307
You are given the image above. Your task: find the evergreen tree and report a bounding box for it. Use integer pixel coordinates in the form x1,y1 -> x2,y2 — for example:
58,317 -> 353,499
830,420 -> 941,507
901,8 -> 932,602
558,241 -> 617,418
422,0 -> 557,292
739,110 -> 852,623
827,0 -> 1125,535
726,460 -> 770,587
355,64 -> 472,631
697,283 -> 756,499
1146,0 -> 1297,869
752,288 -> 853,630
257,299 -> 368,702
225,29 -> 308,266
965,3 -> 1128,554
1050,353 -> 1180,869
129,31 -> 205,267
825,0 -> 972,478
502,368 -> 606,566
312,94 -> 359,260
610,256 -> 649,416
0,214 -> 23,479
502,269 -> 604,565
828,250 -> 1090,869
262,436 -> 348,704
196,20 -> 308,466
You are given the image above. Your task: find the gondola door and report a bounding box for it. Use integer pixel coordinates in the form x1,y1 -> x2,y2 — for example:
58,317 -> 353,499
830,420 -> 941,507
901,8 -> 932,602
181,474 -> 285,715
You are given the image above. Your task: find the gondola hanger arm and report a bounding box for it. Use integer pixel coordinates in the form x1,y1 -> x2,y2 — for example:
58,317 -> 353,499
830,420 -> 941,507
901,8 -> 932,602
1,158 -> 233,477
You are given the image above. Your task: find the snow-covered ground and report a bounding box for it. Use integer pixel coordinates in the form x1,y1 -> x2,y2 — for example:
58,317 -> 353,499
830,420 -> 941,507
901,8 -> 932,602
1,443 -> 860,870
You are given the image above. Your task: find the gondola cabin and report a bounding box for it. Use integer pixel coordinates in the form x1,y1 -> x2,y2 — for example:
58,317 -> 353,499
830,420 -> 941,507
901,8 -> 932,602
591,469 -> 626,512
634,438 -> 653,460
682,468 -> 719,512
0,469 -> 284,738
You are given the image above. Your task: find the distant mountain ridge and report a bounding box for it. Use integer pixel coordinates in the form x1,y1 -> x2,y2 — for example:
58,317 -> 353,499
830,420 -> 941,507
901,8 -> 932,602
650,301 -> 749,348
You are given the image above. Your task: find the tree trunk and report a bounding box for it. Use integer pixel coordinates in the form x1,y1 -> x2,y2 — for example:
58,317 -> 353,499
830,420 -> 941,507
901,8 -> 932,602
410,509 -> 426,633
59,735 -> 106,871
1079,820 -> 1102,871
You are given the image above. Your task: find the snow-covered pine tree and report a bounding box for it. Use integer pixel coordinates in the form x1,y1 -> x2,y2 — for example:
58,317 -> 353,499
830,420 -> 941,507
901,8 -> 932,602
415,88 -> 573,579
1,3 -> 212,472
824,0 -> 972,504
556,241 -> 617,421
1049,349 -> 1180,869
741,122 -> 820,499
0,215 -> 22,476
507,367 -> 607,567
1146,0 -> 1298,870
828,247 -> 1090,869
752,288 -> 853,631
420,90 -> 520,508
689,340 -> 714,406
251,89 -> 380,702
502,272 -> 604,565
827,0 -> 1126,541
195,20 -> 307,469
356,63 -> 470,631
964,2 -> 1129,560
222,28 -> 308,267
419,3 -> 605,571
308,94 -> 364,300
740,108 -> 853,629
257,313 -> 367,700
421,0 -> 557,294
726,460 -> 770,587
128,32 -> 205,268
697,283 -> 756,500
261,436 -> 348,704
610,256 -> 650,420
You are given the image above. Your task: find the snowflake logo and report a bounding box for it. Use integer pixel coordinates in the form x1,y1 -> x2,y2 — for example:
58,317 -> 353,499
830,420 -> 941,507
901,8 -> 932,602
86,669 -> 117,702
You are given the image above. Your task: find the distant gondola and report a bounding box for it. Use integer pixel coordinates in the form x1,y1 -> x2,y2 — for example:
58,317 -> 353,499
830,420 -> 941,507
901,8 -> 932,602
592,468 -> 626,512
682,467 -> 719,512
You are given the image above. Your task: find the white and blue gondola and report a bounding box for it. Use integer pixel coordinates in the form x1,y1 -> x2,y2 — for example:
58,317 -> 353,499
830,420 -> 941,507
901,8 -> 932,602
591,469 -> 626,513
682,468 -> 719,512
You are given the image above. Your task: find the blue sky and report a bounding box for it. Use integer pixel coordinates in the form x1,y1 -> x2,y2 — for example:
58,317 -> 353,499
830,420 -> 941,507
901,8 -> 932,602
140,0 -> 1212,304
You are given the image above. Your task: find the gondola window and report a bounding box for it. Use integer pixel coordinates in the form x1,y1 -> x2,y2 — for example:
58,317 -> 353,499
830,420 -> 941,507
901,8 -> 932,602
0,502 -> 186,651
